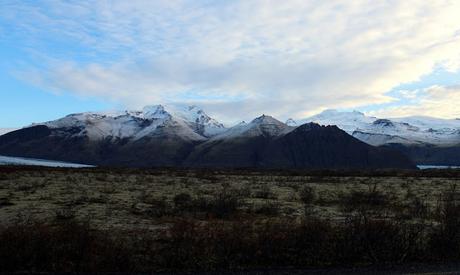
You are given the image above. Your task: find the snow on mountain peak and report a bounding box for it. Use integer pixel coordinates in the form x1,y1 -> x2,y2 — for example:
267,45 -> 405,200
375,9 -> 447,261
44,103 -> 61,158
285,118 -> 297,126
142,105 -> 171,120
33,104 -> 227,141
19,105 -> 460,147
163,104 -> 226,137
372,119 -> 395,127
0,128 -> 19,136
319,109 -> 338,114
302,109 -> 375,134
212,115 -> 292,140
302,110 -> 460,146
316,109 -> 365,119
251,114 -> 282,124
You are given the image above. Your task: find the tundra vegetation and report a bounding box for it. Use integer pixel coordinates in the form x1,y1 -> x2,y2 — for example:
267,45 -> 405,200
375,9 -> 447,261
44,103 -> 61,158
1,166 -> 460,272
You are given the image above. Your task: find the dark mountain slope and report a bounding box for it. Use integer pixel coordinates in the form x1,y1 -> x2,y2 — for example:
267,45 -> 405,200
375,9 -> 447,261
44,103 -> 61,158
383,143 -> 460,166
263,123 -> 416,169
186,123 -> 416,169
0,125 -> 95,164
184,135 -> 272,167
0,118 -> 415,169
0,125 -> 200,167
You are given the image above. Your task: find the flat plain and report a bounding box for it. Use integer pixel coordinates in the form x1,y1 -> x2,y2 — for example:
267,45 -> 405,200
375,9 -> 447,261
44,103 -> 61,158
1,166 -> 460,272
1,166 -> 459,228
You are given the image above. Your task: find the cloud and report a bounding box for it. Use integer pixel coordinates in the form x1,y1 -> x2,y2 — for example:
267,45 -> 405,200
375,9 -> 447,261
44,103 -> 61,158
369,85 -> 460,119
5,0 -> 460,121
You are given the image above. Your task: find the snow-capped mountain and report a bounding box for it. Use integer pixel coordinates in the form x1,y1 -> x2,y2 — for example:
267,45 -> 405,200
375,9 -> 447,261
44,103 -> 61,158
212,115 -> 293,140
285,118 -> 297,127
302,109 -> 460,146
3,104 -> 459,167
36,104 -> 226,141
0,104 -> 227,167
0,106 -> 415,169
0,128 -> 19,136
168,105 -> 225,137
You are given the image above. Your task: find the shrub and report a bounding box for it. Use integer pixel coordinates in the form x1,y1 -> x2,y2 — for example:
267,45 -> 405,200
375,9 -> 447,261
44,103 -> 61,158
186,190 -> 243,219
0,197 -> 14,208
428,187 -> 460,260
173,192 -> 193,210
299,185 -> 316,205
252,200 -> 281,216
0,222 -> 132,272
254,185 -> 277,199
55,206 -> 76,221
406,196 -> 429,219
210,190 -> 242,218
340,189 -> 391,213
339,214 -> 425,264
148,197 -> 172,217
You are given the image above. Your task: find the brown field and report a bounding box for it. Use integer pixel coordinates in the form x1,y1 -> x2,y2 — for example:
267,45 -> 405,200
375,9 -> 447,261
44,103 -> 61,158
1,166 -> 460,272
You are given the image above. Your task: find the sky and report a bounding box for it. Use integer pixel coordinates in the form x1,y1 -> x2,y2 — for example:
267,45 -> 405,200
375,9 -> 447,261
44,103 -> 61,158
1,0 -> 460,127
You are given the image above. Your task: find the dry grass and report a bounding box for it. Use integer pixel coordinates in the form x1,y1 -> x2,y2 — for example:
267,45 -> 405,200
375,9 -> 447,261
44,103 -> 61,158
1,167 -> 459,229
1,166 -> 460,272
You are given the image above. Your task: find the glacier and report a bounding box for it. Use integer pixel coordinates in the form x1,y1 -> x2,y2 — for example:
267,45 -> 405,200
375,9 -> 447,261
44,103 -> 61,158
301,109 -> 460,146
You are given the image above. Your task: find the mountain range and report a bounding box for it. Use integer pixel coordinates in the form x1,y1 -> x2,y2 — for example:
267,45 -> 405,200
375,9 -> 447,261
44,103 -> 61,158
1,105 -> 458,168
299,109 -> 460,165
0,105 -> 417,169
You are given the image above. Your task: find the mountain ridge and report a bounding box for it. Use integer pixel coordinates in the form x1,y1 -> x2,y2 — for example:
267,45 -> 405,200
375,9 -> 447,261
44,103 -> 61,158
2,105 -> 459,167
7,106 -> 459,147
0,106 -> 416,169
302,109 -> 460,146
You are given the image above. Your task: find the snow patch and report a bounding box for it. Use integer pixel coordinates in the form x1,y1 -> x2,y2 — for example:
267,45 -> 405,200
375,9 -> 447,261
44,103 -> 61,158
213,115 -> 293,140
0,128 -> 19,136
0,155 -> 94,168
285,118 -> 297,126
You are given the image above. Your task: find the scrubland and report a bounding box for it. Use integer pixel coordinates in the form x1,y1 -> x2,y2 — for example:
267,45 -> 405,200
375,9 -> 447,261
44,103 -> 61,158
1,166 -> 460,272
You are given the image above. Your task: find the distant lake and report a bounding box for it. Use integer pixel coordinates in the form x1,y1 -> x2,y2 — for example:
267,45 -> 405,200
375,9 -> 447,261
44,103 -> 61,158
417,165 -> 460,170
0,155 -> 94,168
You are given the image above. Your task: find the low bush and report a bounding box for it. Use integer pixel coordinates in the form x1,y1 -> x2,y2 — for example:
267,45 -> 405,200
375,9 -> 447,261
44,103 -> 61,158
173,192 -> 193,210
254,185 -> 277,199
429,188 -> 460,260
0,215 -> 442,272
252,200 -> 281,216
172,188 -> 244,219
0,221 -> 132,272
299,185 -> 316,205
340,188 -> 392,213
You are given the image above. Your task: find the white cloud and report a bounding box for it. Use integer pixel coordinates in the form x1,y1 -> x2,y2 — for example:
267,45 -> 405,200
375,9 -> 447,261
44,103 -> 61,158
5,0 -> 460,121
369,85 -> 460,119
397,90 -> 420,100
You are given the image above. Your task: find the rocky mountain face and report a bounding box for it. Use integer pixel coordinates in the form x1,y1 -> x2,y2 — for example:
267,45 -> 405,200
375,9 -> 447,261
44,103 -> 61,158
302,110 -> 460,165
0,106 -> 415,169
187,120 -> 415,169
